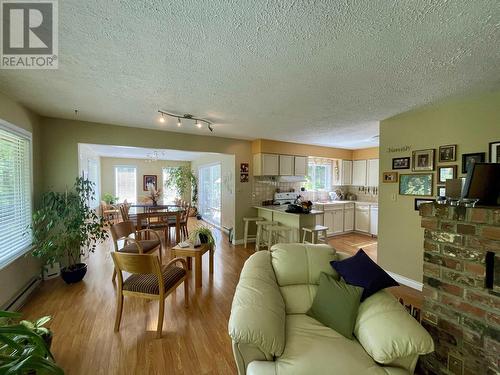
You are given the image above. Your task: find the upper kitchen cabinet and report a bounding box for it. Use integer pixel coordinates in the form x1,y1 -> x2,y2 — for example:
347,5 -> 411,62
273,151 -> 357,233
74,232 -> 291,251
352,160 -> 367,186
341,160 -> 352,185
367,159 -> 379,187
253,153 -> 279,176
294,156 -> 307,176
279,155 -> 294,175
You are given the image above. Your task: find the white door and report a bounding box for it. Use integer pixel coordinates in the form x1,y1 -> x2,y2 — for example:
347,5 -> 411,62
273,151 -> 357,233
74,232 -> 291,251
198,163 -> 222,227
367,159 -> 379,187
355,204 -> 370,232
279,155 -> 294,175
370,206 -> 378,236
352,160 -> 367,186
294,156 -> 307,176
332,208 -> 344,234
344,207 -> 354,232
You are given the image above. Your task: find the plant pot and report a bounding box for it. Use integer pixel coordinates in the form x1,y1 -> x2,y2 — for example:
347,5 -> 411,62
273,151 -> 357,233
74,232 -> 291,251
61,263 -> 87,284
42,332 -> 53,349
189,207 -> 198,217
196,214 -> 202,220
199,233 -> 209,244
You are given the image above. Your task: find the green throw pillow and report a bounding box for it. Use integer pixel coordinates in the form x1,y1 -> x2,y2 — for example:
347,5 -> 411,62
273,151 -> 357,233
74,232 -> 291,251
307,272 -> 363,339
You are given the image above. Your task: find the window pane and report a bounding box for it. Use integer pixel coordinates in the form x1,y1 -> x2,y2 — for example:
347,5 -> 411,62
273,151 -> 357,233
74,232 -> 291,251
115,166 -> 136,203
162,168 -> 178,203
0,126 -> 32,268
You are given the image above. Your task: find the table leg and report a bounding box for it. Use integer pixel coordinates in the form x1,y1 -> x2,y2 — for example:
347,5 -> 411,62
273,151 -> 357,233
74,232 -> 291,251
195,254 -> 202,288
209,248 -> 214,274
187,257 -> 192,270
175,213 -> 181,245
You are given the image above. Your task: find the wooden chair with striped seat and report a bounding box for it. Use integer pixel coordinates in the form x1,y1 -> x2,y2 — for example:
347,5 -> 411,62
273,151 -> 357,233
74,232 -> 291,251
110,221 -> 163,282
111,252 -> 188,338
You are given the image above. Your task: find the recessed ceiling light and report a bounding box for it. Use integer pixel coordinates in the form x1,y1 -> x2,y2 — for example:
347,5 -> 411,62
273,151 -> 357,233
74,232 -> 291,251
159,113 -> 165,123
177,117 -> 181,127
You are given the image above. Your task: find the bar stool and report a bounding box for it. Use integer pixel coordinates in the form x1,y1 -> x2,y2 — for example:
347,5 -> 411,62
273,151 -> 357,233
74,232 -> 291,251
266,225 -> 293,250
255,221 -> 278,251
243,217 -> 264,248
302,225 -> 329,244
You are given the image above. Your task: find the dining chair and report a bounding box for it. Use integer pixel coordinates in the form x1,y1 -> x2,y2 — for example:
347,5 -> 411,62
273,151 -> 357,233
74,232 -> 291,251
111,252 -> 188,338
179,202 -> 191,240
102,201 -> 120,224
109,221 -> 162,282
119,204 -> 129,221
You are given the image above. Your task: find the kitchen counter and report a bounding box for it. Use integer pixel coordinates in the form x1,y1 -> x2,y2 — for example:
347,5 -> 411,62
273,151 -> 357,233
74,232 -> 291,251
254,205 -> 324,215
314,200 -> 378,207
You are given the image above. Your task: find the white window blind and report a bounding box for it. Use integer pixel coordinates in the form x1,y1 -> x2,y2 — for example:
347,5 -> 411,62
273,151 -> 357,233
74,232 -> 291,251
0,125 -> 32,268
114,166 -> 136,203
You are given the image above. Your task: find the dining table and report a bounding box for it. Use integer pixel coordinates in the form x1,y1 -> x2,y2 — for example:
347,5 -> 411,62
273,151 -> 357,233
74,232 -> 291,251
128,204 -> 185,244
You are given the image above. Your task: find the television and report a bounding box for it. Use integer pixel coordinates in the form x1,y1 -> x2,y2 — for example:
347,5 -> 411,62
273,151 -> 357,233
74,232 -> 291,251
462,163 -> 500,206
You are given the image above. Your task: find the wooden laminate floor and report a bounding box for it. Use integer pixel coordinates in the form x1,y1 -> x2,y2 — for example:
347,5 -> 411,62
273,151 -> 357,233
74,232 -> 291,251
20,224 -> 422,374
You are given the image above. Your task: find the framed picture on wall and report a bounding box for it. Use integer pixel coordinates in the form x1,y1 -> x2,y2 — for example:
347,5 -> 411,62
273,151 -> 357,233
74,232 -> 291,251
438,145 -> 457,162
438,186 -> 446,197
438,165 -> 457,183
461,152 -> 486,173
412,149 -> 435,171
382,172 -> 398,183
143,175 -> 157,191
392,157 -> 410,170
399,173 -> 433,196
489,141 -> 500,163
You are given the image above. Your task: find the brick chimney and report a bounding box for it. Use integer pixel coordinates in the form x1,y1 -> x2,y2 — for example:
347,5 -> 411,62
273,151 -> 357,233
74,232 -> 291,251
419,203 -> 499,375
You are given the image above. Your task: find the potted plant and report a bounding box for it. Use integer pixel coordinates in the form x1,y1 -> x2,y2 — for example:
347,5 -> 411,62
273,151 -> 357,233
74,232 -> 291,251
102,192 -> 118,205
165,166 -> 199,217
189,225 -> 216,248
29,177 -> 108,284
21,316 -> 53,349
0,310 -> 63,374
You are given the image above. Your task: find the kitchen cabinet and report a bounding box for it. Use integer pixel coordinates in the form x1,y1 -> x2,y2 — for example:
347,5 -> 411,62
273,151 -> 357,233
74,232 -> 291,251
355,204 -> 370,233
344,204 -> 354,232
279,155 -> 294,176
367,159 -> 379,187
253,153 -> 279,176
352,160 -> 367,186
370,205 -> 378,236
341,160 -> 352,185
331,208 -> 344,234
294,156 -> 307,176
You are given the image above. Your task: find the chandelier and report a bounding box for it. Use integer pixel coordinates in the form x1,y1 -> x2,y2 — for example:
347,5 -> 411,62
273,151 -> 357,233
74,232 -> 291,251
158,110 -> 213,132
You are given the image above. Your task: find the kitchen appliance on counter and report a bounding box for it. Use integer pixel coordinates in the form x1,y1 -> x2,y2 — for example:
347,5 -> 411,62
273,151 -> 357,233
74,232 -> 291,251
273,192 -> 300,205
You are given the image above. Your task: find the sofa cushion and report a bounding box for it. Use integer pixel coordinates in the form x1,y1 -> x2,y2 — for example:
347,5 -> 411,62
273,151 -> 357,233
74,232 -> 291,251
274,314 -> 391,375
307,273 -> 363,339
354,291 -> 434,365
331,249 -> 398,300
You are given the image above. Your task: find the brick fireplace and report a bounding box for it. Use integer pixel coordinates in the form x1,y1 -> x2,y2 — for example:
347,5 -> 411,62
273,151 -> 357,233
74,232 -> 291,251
419,203 -> 500,375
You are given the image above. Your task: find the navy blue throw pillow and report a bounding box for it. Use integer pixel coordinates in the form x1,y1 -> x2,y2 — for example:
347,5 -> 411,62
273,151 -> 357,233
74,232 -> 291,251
330,249 -> 399,301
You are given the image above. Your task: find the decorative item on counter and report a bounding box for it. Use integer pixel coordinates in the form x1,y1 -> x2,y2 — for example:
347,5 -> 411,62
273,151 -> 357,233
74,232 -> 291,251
146,183 -> 162,205
412,149 -> 435,172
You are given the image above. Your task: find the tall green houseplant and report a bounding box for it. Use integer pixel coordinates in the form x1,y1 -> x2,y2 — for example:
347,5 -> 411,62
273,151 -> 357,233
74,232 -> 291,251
30,177 -> 108,284
165,166 -> 198,206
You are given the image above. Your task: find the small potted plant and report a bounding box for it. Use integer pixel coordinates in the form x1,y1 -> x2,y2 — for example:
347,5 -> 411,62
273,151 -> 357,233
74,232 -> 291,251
189,225 -> 216,248
29,177 -> 108,284
21,315 -> 53,349
102,192 -> 118,205
0,310 -> 63,374
146,184 -> 161,206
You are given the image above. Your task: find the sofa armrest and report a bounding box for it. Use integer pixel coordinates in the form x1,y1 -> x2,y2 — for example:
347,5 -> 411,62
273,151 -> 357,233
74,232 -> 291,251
228,251 -> 286,371
354,291 -> 434,373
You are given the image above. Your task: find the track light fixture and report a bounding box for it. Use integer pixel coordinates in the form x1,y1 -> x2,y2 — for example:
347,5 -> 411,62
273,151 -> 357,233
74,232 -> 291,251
157,110 -> 213,132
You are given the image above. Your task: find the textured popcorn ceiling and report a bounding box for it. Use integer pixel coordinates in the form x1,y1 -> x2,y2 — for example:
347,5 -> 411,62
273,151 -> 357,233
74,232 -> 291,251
0,0 -> 499,148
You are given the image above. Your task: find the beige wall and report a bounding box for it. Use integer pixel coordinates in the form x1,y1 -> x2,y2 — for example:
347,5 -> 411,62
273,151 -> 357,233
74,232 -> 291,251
252,139 -> 354,159
0,92 -> 41,308
352,147 -> 379,160
39,117 -> 254,241
99,157 -> 191,203
378,90 -> 500,282
191,153 -> 236,231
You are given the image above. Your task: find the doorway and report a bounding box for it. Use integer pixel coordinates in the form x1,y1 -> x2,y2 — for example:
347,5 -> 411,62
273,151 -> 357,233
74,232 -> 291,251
198,163 -> 221,227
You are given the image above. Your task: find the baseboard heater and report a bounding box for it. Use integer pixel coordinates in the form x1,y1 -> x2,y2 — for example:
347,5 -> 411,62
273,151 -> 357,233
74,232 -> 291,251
1,276 -> 41,311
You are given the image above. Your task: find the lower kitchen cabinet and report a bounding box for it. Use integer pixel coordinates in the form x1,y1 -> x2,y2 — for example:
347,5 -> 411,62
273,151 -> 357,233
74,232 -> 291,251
355,204 -> 370,233
344,206 -> 354,232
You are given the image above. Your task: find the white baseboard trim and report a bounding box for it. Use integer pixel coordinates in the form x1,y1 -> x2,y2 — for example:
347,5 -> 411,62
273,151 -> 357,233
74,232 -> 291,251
1,276 -> 41,311
385,270 -> 423,291
232,238 -> 255,245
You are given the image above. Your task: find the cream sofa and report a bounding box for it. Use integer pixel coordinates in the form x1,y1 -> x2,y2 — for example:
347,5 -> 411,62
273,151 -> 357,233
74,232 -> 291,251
228,243 -> 433,375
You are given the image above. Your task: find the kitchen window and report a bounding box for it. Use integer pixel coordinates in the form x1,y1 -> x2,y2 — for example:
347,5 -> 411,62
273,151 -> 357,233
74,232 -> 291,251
114,166 -> 137,203
0,122 -> 32,268
306,158 -> 333,191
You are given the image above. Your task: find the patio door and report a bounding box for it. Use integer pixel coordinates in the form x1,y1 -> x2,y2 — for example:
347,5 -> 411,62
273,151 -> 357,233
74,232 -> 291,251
198,163 -> 221,227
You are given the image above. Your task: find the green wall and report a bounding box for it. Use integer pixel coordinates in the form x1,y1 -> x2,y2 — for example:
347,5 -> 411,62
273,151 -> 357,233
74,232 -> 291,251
378,90 -> 500,282
39,117 -> 254,240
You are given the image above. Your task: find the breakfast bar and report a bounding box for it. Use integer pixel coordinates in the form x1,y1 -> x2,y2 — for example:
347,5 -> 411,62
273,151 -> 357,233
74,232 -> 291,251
254,205 -> 324,242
